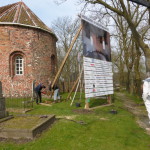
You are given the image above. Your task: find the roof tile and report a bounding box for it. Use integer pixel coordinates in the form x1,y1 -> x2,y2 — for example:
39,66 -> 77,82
0,2 -> 54,35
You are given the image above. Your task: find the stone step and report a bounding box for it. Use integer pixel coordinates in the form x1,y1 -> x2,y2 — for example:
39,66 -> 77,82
0,115 -> 55,139
0,111 -> 8,119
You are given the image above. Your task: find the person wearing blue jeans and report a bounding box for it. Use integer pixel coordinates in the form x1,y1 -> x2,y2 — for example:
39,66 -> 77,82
49,81 -> 60,103
53,84 -> 60,103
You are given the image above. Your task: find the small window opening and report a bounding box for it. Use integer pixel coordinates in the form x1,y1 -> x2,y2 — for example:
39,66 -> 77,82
15,56 -> 24,75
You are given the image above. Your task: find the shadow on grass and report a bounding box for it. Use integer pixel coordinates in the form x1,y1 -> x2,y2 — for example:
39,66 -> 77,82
90,98 -> 108,108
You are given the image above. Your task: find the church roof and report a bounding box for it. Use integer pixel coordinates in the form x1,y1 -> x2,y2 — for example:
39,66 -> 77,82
0,2 -> 55,36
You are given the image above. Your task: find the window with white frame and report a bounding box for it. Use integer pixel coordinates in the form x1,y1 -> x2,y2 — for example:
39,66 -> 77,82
15,56 -> 24,75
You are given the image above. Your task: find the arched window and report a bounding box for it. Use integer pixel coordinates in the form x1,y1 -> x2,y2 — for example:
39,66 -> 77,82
15,56 -> 24,75
9,51 -> 25,77
51,55 -> 55,74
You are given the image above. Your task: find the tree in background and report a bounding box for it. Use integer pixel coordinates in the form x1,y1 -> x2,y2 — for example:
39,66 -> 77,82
52,17 -> 82,92
54,0 -> 150,96
81,0 -> 149,95
109,4 -> 148,95
84,0 -> 150,75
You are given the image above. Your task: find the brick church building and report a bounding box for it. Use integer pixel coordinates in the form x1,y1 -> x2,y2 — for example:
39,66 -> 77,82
0,2 -> 57,97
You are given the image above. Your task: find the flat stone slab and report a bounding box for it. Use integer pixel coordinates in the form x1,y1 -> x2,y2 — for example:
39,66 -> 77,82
0,115 -> 14,123
0,114 -> 55,139
89,104 -> 113,110
39,103 -> 52,106
7,108 -> 33,113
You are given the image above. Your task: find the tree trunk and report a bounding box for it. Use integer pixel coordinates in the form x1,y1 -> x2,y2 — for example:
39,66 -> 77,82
129,71 -> 134,94
123,10 -> 150,74
133,47 -> 142,96
119,57 -> 125,88
144,47 -> 150,75
126,71 -> 130,92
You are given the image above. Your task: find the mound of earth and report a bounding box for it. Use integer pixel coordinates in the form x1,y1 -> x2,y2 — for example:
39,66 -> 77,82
73,109 -> 94,114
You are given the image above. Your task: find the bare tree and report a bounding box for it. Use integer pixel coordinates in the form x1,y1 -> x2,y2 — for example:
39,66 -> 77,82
108,2 -> 148,94
54,0 -> 149,95
83,0 -> 150,75
51,17 -> 82,92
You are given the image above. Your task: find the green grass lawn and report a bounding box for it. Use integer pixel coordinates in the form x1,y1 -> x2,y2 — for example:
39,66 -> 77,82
0,93 -> 150,150
122,91 -> 143,104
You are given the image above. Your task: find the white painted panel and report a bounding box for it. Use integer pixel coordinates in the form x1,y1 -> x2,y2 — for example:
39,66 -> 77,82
84,57 -> 114,98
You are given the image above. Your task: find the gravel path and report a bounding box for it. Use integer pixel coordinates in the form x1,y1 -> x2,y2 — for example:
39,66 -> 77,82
116,92 -> 150,134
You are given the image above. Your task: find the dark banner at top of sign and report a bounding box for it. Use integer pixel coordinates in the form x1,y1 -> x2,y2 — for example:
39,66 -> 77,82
81,16 -> 111,62
81,15 -> 109,32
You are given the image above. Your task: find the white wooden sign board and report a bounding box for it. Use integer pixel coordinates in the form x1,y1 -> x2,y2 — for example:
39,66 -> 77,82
83,57 -> 114,98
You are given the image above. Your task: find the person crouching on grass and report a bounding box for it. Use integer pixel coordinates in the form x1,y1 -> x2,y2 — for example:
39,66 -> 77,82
34,82 -> 46,104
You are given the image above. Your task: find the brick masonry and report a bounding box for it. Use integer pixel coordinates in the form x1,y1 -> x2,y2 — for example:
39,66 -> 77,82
0,25 -> 57,97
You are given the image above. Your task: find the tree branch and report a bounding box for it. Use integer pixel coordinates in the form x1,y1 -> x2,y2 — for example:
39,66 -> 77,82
136,8 -> 148,27
85,0 -> 124,16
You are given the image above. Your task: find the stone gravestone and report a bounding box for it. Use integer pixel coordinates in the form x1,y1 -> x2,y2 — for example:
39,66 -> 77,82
0,81 -> 8,119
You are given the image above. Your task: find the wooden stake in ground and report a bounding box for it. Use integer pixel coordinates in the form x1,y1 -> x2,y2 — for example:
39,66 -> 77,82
85,99 -> 90,109
107,95 -> 112,104
51,25 -> 83,90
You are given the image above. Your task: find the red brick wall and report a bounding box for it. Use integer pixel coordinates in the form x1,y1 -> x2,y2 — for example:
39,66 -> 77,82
0,25 -> 57,97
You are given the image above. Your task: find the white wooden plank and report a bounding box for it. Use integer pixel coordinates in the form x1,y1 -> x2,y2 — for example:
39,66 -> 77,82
83,57 -> 114,98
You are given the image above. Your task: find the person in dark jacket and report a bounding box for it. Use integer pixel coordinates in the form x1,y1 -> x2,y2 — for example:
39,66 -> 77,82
34,83 -> 46,104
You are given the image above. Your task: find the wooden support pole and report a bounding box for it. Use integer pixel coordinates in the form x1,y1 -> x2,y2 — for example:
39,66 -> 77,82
85,99 -> 90,109
85,102 -> 90,109
107,95 -> 112,104
51,25 -> 82,89
70,76 -> 81,106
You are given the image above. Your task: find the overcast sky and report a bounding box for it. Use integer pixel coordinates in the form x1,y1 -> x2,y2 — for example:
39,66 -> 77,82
0,0 -> 83,28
